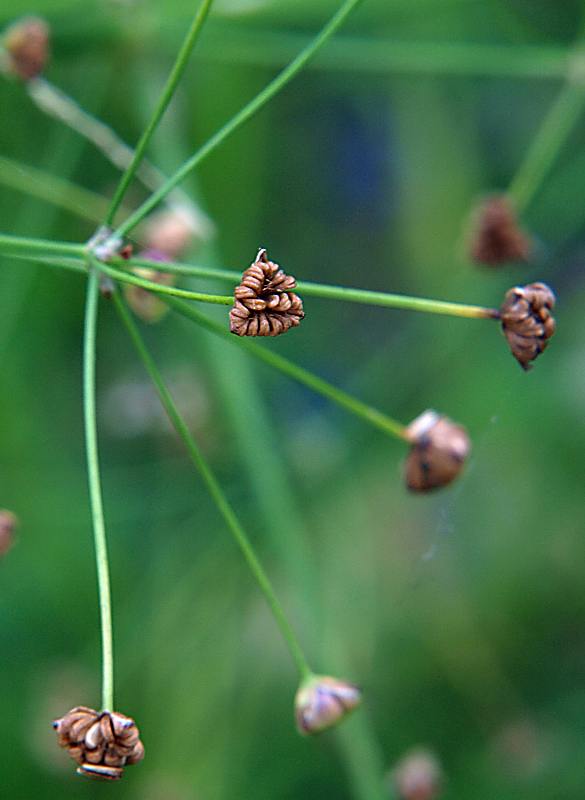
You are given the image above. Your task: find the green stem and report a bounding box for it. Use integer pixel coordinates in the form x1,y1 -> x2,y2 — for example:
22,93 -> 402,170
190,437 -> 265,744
105,0 -> 215,224
196,28 -> 569,80
113,0 -> 365,237
95,261 -> 232,305
0,233 -> 84,258
508,79 -> 585,213
0,233 -> 497,319
165,297 -> 408,441
7,252 -> 87,275
0,156 -> 130,226
83,269 -> 114,712
113,291 -> 313,680
118,256 -> 498,319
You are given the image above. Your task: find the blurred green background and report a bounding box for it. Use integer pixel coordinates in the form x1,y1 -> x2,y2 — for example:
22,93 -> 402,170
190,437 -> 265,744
2,0 -> 585,797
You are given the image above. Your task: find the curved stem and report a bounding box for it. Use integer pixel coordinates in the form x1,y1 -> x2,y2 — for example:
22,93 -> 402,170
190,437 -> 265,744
106,0 -> 215,224
113,291 -> 313,680
164,297 -> 409,441
508,80 -> 585,213
95,261 -> 232,305
83,268 -> 114,711
113,0 -> 365,237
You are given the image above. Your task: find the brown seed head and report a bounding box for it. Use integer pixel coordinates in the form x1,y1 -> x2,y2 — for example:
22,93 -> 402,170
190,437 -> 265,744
230,248 -> 304,337
52,706 -> 144,780
469,195 -> 531,266
500,282 -> 556,370
0,509 -> 18,557
392,748 -> 443,800
295,675 -> 361,735
124,253 -> 175,323
3,17 -> 50,81
404,410 -> 470,493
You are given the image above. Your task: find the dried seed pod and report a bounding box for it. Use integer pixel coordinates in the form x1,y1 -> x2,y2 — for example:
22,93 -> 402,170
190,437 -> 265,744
295,675 -> 361,735
500,282 -> 556,370
404,410 -> 470,493
469,195 -> 531,266
52,706 -> 144,781
0,509 -> 18,557
3,17 -> 50,81
230,248 -> 304,337
392,748 -> 443,800
124,251 -> 175,324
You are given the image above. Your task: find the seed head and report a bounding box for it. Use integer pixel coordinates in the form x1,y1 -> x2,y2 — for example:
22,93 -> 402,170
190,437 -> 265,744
0,509 -> 18,557
392,748 -> 443,800
404,411 -> 470,493
52,706 -> 144,781
499,282 -> 556,370
230,248 -> 304,337
295,675 -> 361,735
2,17 -> 50,81
469,195 -> 531,266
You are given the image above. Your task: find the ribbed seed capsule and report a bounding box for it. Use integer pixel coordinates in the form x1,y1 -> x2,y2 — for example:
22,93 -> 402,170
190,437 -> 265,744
2,17 -> 50,81
52,706 -> 144,780
295,675 -> 361,735
469,195 -> 531,266
404,410 -> 470,493
230,248 -> 304,337
500,282 -> 556,370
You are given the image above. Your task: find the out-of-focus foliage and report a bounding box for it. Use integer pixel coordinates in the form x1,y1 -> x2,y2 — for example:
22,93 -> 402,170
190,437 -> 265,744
1,1 -> 585,798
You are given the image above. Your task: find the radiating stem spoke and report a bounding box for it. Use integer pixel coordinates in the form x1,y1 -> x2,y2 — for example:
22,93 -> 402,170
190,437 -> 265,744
114,291 -> 313,681
83,267 -> 114,711
164,297 -> 409,442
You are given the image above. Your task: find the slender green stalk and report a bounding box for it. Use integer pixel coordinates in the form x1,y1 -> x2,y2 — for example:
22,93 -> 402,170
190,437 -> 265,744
0,232 -> 496,319
113,0 -> 365,237
117,256 -> 498,319
113,291 -> 313,680
83,269 -> 114,711
106,0 -> 215,224
164,297 -> 408,441
196,28 -> 569,80
25,77 -> 213,239
0,156 -> 131,225
508,78 -> 585,213
0,233 -> 84,258
7,252 -> 86,276
95,261 -> 232,305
